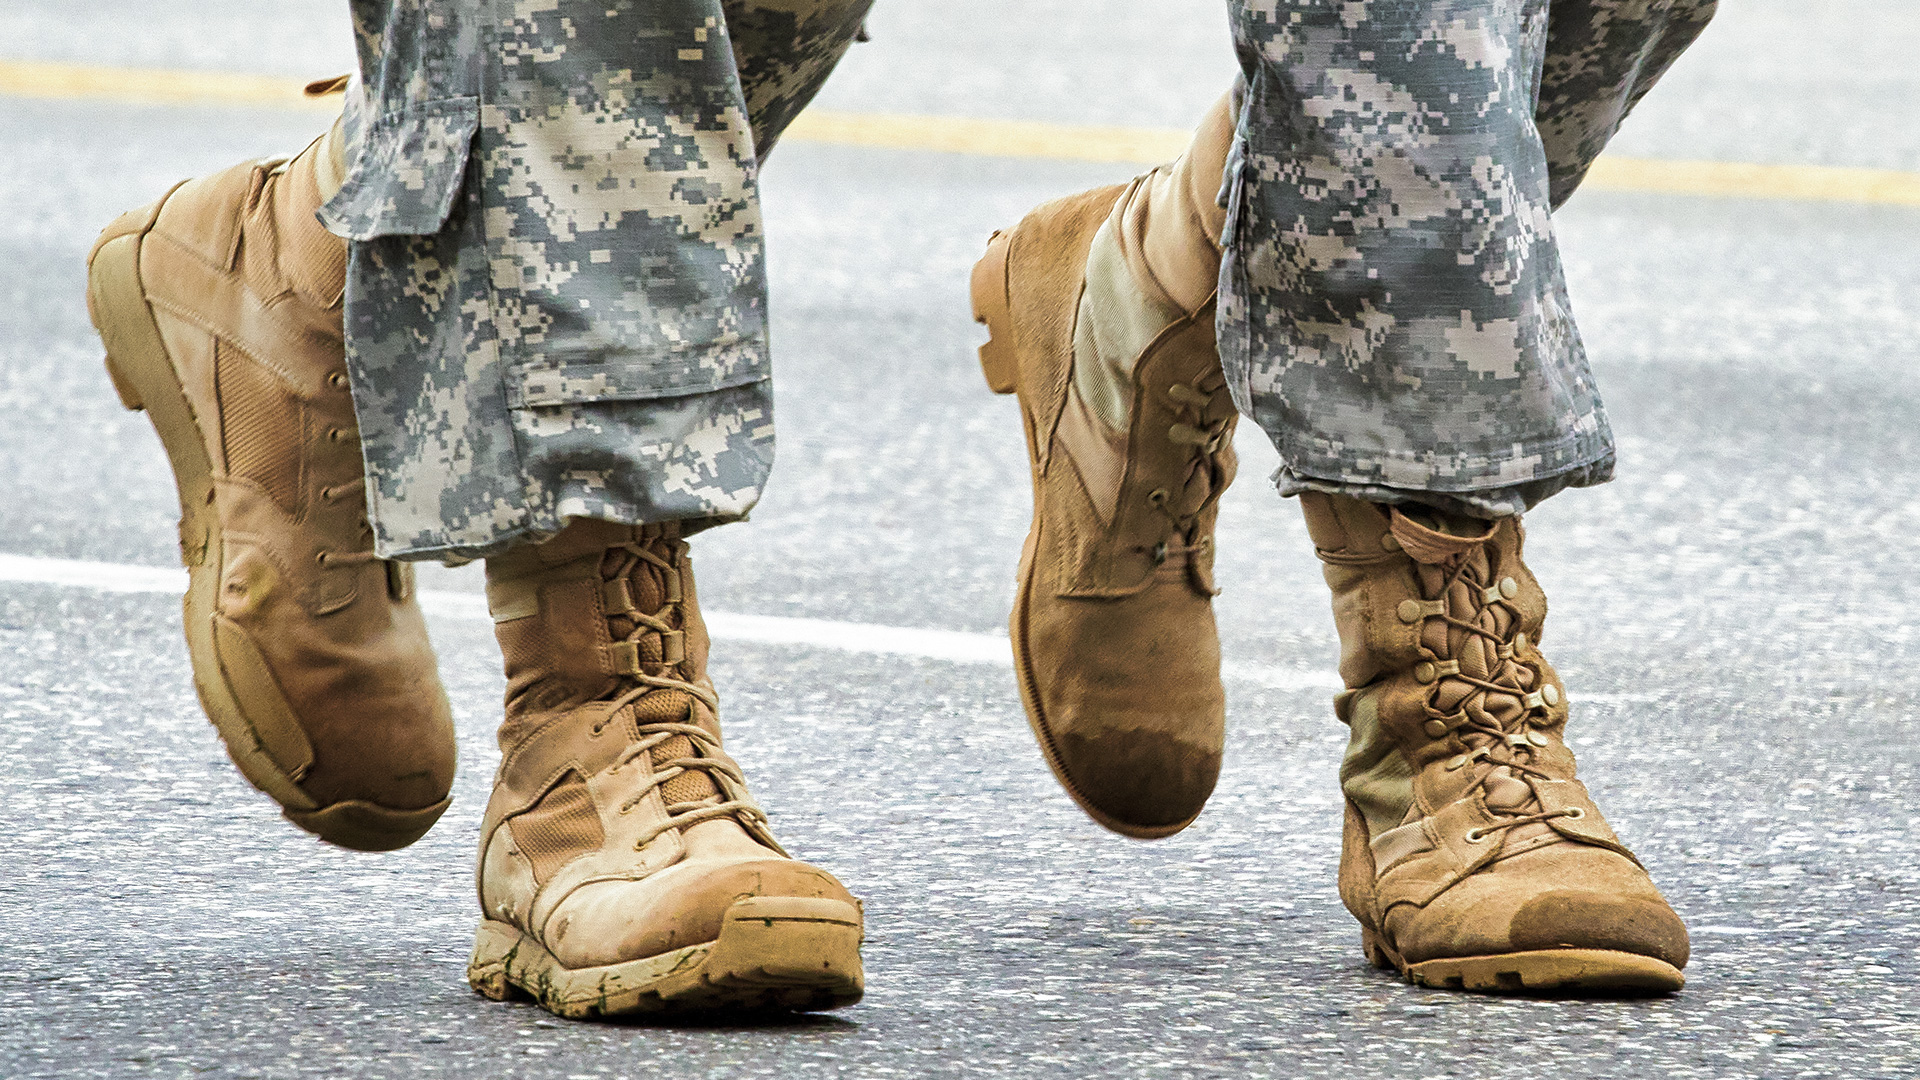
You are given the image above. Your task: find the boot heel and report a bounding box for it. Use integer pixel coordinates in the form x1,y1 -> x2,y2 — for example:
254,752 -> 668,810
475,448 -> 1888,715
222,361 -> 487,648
84,227 -> 216,521
88,235 -> 149,413
1360,926 -> 1401,974
102,352 -> 145,412
86,190 -> 182,415
466,920 -> 532,1002
970,228 -> 1018,394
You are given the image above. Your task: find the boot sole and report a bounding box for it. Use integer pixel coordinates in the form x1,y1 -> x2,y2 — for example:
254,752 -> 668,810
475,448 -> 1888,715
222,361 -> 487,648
970,221 -> 1203,842
1363,927 -> 1684,995
467,897 -> 865,1019
85,199 -> 446,853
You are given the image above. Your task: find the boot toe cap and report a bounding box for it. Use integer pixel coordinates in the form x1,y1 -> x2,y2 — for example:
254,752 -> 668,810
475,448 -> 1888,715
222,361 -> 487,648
546,858 -> 856,969
1055,729 -> 1221,838
1510,889 -> 1691,968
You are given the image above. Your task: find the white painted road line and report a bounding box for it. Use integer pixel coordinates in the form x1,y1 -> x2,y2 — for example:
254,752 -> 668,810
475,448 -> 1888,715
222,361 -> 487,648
0,551 -> 1339,689
0,552 -> 184,593
419,588 -> 1017,667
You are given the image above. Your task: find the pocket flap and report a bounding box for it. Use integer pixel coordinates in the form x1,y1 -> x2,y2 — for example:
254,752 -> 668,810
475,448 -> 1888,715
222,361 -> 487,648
320,96 -> 480,241
506,342 -> 768,409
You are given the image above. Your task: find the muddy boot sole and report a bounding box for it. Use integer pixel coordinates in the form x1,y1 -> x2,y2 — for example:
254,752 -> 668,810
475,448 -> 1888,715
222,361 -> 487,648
85,198 -> 446,853
467,897 -> 866,1019
1364,927 -> 1684,995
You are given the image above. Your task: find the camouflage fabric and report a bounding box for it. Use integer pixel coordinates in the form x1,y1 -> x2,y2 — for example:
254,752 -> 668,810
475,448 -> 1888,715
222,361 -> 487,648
320,0 -> 870,561
1220,0 -> 1715,515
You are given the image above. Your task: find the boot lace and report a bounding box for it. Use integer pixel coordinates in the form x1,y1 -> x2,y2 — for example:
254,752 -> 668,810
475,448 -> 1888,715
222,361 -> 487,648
594,538 -> 777,852
1410,540 -> 1579,843
1137,372 -> 1235,569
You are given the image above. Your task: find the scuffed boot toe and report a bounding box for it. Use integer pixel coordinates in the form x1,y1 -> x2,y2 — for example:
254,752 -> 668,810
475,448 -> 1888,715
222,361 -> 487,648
1055,729 -> 1221,836
285,797 -> 453,853
545,857 -> 859,969
1510,889 -> 1692,969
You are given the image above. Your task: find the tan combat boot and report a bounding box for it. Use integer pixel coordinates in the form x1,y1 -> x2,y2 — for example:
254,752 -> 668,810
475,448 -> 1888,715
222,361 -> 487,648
1302,494 -> 1690,993
84,128 -> 457,852
968,100 -> 1239,839
467,520 -> 864,1018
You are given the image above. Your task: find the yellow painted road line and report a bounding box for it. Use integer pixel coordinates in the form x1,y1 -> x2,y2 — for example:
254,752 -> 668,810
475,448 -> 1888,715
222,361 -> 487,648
788,110 -> 1920,208
1579,156 -> 1920,207
5,58 -> 1918,207
0,58 -> 336,111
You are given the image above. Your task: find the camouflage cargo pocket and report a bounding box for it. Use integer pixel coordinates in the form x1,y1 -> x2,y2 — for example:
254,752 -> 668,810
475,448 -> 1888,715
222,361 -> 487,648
321,96 -> 480,241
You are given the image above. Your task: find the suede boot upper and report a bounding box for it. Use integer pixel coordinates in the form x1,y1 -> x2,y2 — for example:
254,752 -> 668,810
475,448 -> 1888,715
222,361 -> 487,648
1302,493 -> 1689,992
973,184 -> 1237,838
467,520 -> 863,1017
86,138 -> 455,851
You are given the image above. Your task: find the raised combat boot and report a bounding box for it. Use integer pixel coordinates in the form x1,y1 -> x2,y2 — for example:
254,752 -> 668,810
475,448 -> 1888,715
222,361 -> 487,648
84,121 -> 457,851
968,97 -> 1239,838
1302,494 -> 1689,993
468,520 -> 864,1018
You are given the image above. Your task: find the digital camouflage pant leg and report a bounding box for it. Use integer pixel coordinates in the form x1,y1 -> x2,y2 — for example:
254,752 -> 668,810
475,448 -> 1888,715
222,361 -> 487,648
321,0 -> 871,561
1219,0 -> 1716,516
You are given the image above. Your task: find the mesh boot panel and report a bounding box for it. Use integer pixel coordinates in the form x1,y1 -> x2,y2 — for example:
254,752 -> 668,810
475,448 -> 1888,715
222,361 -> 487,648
214,339 -> 305,515
510,771 -> 606,884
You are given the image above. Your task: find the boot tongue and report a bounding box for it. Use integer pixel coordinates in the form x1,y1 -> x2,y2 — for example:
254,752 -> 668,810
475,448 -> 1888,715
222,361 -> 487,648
1400,518 -> 1552,828
1481,767 -> 1535,812
633,691 -> 721,805
265,136 -> 348,309
1389,508 -> 1497,565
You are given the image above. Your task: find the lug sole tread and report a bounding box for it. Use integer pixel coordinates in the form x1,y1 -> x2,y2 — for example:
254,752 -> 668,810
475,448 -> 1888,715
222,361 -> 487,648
467,898 -> 865,1020
1365,927 -> 1683,995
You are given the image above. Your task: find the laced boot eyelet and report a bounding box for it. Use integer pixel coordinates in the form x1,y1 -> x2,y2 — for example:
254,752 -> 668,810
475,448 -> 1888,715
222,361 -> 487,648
1167,383 -> 1210,409
1560,807 -> 1586,821
327,372 -> 349,390
1147,489 -> 1169,507
1150,542 -> 1169,565
314,551 -> 330,566
1464,828 -> 1487,844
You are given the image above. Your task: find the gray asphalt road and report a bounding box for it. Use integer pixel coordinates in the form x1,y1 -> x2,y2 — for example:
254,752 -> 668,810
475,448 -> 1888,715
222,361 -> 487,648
2,3 -> 1917,1078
